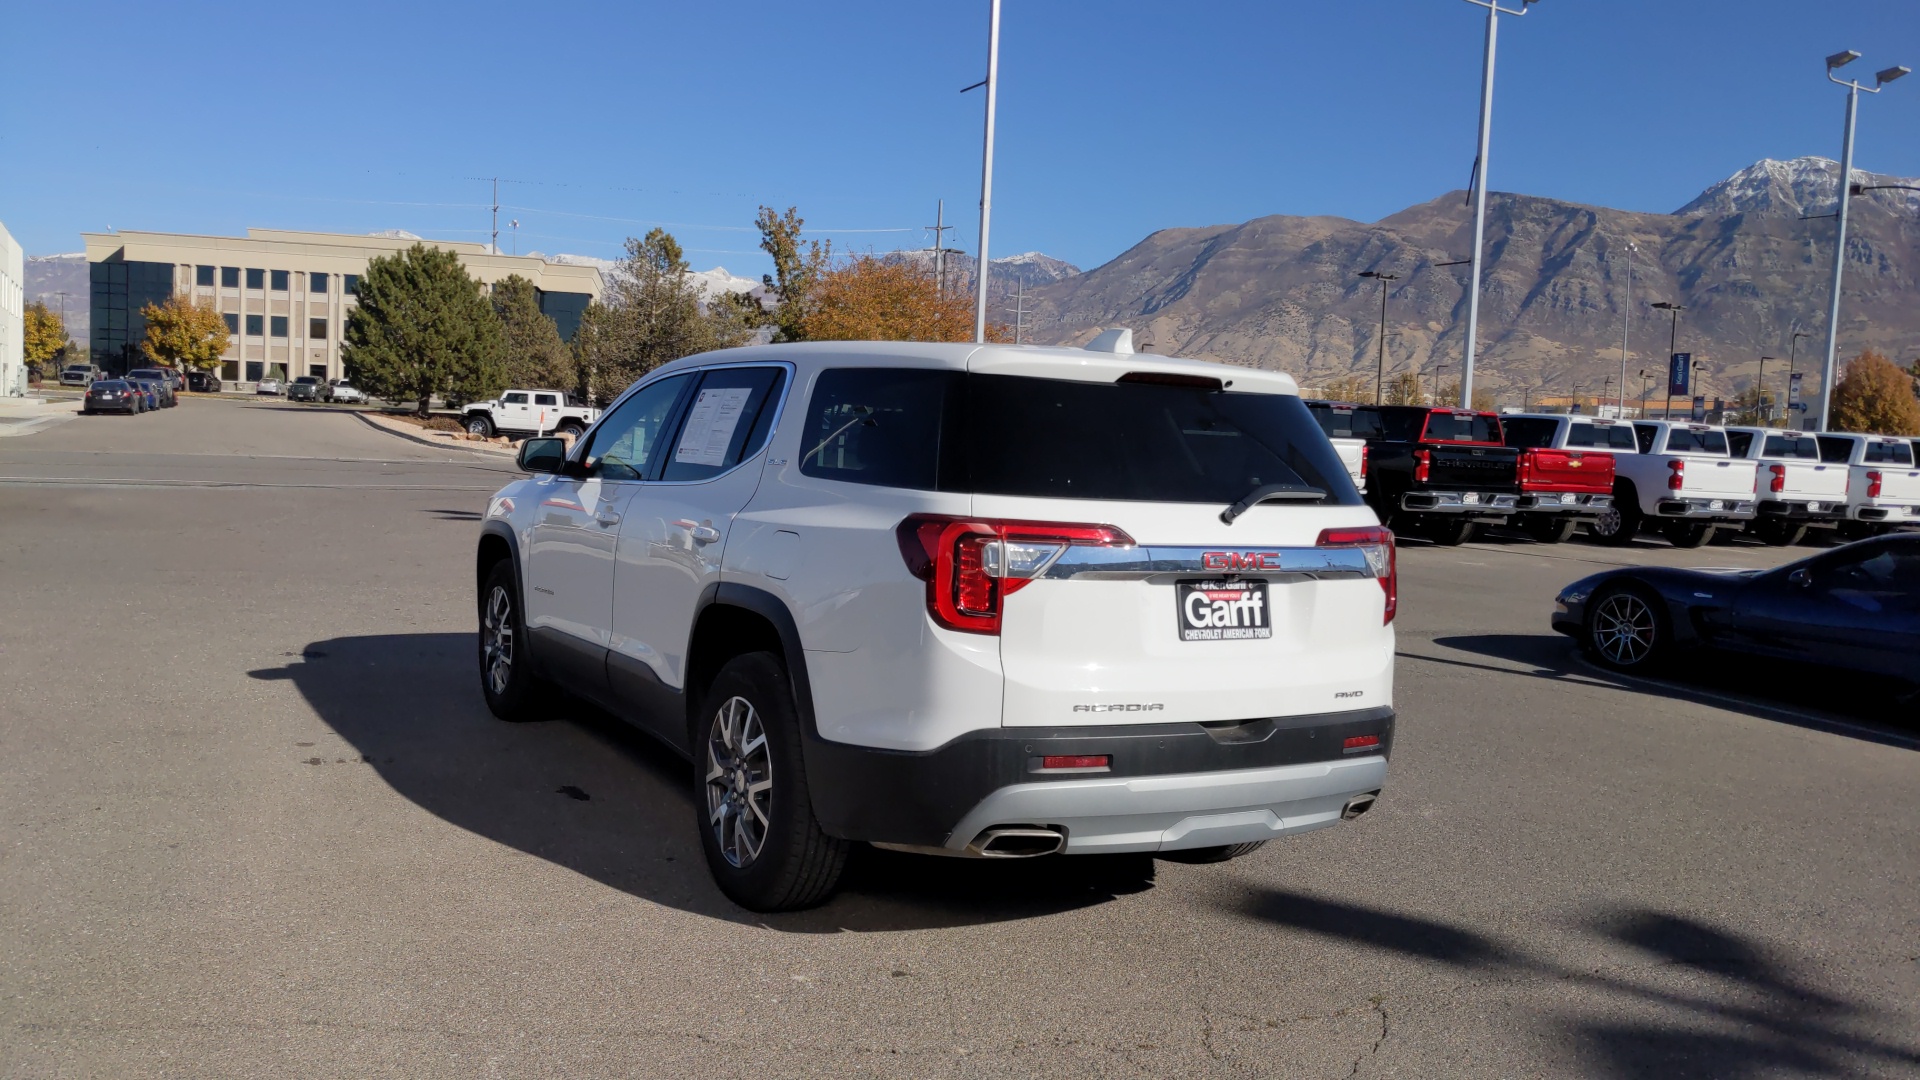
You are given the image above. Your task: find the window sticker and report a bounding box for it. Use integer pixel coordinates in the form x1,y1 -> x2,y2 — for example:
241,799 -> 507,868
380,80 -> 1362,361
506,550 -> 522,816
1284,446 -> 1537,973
674,387 -> 753,466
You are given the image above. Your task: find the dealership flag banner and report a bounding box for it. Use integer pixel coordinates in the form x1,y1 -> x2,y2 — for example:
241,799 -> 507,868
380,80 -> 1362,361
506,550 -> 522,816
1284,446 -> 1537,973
1668,353 -> 1691,396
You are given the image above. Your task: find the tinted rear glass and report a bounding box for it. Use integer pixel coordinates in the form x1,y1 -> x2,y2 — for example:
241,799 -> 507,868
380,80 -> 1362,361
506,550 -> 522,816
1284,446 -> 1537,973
1422,412 -> 1501,442
1864,440 -> 1914,466
1567,422 -> 1637,450
1665,427 -> 1727,455
799,368 -> 961,490
1763,434 -> 1820,460
1305,402 -> 1384,440
1502,417 -> 1558,449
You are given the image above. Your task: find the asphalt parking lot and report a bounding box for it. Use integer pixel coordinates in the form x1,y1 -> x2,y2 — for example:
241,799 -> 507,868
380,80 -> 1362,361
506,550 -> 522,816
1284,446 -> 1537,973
3,399 -> 1916,1078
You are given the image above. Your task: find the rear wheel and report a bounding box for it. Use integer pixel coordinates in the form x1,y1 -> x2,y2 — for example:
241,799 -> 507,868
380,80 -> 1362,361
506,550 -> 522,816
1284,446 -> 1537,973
1590,496 -> 1641,547
1663,521 -> 1717,548
466,414 -> 494,438
1424,517 -> 1479,546
696,652 -> 848,912
1836,520 -> 1881,542
1750,520 -> 1806,547
1584,584 -> 1669,672
1159,841 -> 1268,864
556,420 -> 586,439
1521,515 -> 1578,544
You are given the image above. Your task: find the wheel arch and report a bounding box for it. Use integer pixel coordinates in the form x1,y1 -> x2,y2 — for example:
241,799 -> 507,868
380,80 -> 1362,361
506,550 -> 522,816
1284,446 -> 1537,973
475,522 -> 520,596
684,584 -> 817,741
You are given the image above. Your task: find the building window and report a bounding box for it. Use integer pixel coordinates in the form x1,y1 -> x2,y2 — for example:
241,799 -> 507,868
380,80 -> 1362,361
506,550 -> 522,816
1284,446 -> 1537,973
245,361 -> 264,381
270,316 -> 288,338
344,274 -> 359,295
245,314 -> 264,336
196,266 -> 215,287
221,267 -> 240,288
221,361 -> 240,381
309,317 -> 328,340
271,269 -> 289,291
310,272 -> 329,294
222,313 -> 239,334
246,268 -> 265,289
309,364 -> 327,379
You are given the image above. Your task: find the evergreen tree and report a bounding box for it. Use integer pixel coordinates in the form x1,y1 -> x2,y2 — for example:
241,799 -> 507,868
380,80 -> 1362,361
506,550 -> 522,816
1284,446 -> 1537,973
578,229 -> 755,403
491,275 -> 574,390
754,206 -> 829,343
343,244 -> 505,416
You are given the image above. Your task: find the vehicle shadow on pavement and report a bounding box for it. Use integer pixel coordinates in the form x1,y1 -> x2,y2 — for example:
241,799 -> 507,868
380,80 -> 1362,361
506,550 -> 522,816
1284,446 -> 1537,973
247,633 -> 1151,932
1223,889 -> 1920,1078
1425,634 -> 1917,750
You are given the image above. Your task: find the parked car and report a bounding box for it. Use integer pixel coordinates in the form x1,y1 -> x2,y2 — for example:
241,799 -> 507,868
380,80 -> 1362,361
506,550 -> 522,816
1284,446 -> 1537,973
287,376 -> 325,402
1594,421 -> 1758,548
1303,401 -> 1369,493
126,367 -> 185,396
59,365 -> 104,387
81,379 -> 144,415
1348,405 -> 1521,545
1498,413 -> 1623,543
477,339 -> 1395,911
463,389 -> 598,439
1722,426 -> 1847,546
256,377 -> 284,396
323,380 -> 365,404
185,371 -> 223,393
124,379 -> 161,411
1554,534 -> 1919,693
1818,433 -> 1920,539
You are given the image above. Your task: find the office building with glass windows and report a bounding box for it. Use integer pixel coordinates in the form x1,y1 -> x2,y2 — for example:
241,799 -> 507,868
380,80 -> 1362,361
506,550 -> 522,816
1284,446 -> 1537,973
81,228 -> 603,384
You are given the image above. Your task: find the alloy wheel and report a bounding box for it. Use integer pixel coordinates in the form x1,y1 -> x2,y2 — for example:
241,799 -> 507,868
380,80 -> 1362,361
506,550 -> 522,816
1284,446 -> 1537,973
1591,591 -> 1656,666
481,585 -> 514,695
1590,506 -> 1622,539
705,695 -> 773,869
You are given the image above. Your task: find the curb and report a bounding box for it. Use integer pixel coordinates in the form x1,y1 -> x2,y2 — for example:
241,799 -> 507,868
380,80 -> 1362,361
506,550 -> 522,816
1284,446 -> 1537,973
355,412 -> 518,459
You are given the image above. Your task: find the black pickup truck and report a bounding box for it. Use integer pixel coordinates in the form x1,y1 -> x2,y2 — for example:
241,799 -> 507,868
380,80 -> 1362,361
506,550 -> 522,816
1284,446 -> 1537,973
1316,403 -> 1522,545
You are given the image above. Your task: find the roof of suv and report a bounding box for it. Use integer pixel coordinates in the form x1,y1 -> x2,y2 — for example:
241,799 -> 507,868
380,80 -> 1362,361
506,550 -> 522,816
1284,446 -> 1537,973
645,341 -> 1300,396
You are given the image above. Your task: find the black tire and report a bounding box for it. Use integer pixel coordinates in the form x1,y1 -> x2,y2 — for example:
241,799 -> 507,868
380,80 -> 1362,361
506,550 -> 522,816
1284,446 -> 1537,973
1159,841 -> 1268,864
1583,582 -> 1669,672
1521,515 -> 1578,544
1424,517 -> 1478,546
556,420 -> 586,439
1663,521 -> 1717,549
466,414 -> 494,438
477,559 -> 547,722
1836,520 -> 1880,542
695,652 -> 849,912
1590,488 -> 1642,547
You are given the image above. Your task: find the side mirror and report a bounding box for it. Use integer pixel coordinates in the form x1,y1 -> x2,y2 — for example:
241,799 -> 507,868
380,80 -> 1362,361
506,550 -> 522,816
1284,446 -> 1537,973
517,437 -> 569,474
1787,568 -> 1811,589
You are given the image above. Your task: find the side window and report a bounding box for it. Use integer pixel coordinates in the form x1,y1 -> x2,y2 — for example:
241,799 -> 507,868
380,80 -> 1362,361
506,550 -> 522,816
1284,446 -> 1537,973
799,368 -> 960,489
659,366 -> 787,482
1726,430 -> 1753,457
583,374 -> 693,482
502,392 -> 528,405
1815,549 -> 1918,614
533,393 -> 559,407
1633,424 -> 1657,454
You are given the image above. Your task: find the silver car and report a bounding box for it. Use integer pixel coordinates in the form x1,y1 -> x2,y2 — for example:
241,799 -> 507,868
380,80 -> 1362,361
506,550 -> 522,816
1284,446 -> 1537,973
323,380 -> 365,404
256,378 -> 284,396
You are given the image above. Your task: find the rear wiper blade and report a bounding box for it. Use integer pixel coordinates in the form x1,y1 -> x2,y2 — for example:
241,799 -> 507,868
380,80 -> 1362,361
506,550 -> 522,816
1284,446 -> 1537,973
1220,482 -> 1327,524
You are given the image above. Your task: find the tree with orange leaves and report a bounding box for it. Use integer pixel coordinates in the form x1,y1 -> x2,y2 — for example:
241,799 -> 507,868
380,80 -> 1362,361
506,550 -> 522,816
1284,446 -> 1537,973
803,255 -> 1010,343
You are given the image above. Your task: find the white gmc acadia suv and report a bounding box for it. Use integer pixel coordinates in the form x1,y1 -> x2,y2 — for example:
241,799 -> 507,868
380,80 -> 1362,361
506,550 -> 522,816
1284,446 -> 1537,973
473,337 -> 1396,911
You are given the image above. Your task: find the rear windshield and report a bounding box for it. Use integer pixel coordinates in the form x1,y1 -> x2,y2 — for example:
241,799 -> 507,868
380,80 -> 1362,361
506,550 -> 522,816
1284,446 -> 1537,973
1567,421 -> 1637,450
800,368 -> 1362,506
128,369 -> 163,379
1864,440 -> 1915,466
1664,427 -> 1728,455
1762,434 -> 1820,460
1421,412 -> 1501,443
1501,417 -> 1558,449
1305,402 -> 1384,440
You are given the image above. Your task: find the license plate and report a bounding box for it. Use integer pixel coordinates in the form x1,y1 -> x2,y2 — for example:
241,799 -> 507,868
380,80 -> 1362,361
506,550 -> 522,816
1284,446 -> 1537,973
1560,493 -> 1577,504
1462,492 -> 1480,505
1708,500 -> 1724,511
1176,580 -> 1272,642
1807,502 -> 1822,512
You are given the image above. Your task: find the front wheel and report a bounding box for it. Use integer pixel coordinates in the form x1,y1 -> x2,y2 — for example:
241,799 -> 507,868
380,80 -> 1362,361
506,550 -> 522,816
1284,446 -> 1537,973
1584,584 -> 1668,672
1663,521 -> 1717,549
696,652 -> 849,912
465,415 -> 494,438
477,560 -> 547,722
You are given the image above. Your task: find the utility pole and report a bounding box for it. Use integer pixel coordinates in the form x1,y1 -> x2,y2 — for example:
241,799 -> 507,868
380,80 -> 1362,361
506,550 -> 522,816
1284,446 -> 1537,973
1756,355 -> 1775,423
927,200 -> 952,295
491,177 -> 500,255
1618,241 -> 1634,415
1006,280 -> 1033,345
1786,328 -> 1808,426
969,0 -> 1002,343
1458,0 -> 1535,410
1358,270 -> 1400,405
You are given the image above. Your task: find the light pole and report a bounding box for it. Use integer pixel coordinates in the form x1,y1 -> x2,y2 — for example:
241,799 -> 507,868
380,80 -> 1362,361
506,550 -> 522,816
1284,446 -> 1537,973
1816,50 -> 1908,431
1358,270 -> 1400,404
1457,0 -> 1538,410
1786,328 -> 1809,425
1617,241 -> 1634,414
1639,369 -> 1655,417
1651,302 -> 1683,419
1756,355 -> 1776,423
968,0 -> 1003,344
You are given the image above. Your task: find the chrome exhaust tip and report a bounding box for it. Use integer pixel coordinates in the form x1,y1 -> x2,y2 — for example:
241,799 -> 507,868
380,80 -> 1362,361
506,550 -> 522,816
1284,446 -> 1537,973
1341,792 -> 1379,820
966,827 -> 1066,858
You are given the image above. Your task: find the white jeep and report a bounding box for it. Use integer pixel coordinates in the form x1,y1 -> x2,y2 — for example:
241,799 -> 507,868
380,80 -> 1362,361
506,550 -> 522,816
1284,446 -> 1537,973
463,389 -> 597,439
474,338 -> 1396,911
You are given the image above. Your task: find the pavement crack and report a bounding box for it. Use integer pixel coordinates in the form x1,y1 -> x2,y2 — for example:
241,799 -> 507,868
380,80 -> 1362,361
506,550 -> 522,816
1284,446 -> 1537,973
1347,998 -> 1389,1077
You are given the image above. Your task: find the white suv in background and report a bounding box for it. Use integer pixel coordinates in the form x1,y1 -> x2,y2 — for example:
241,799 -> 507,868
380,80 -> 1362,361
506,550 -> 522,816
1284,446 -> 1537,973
475,339 -> 1397,911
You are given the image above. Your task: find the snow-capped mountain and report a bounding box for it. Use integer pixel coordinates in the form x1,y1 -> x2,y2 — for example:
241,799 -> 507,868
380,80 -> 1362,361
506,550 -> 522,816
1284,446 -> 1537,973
538,252 -> 758,297
24,254 -> 89,340
886,248 -> 1082,291
1676,156 -> 1920,217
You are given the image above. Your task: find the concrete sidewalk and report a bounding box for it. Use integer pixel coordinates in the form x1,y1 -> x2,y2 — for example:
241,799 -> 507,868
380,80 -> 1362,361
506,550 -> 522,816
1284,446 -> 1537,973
0,396 -> 80,438
356,410 -> 517,458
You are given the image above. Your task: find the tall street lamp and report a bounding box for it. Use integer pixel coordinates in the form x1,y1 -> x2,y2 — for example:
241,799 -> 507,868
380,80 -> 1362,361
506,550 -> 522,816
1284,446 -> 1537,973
1639,369 -> 1656,417
1651,302 -> 1684,419
965,0 -> 1004,344
1756,356 -> 1777,422
1457,0 -> 1539,410
1617,241 -> 1635,414
1816,50 -> 1908,430
1358,271 -> 1401,404
1786,328 -> 1809,425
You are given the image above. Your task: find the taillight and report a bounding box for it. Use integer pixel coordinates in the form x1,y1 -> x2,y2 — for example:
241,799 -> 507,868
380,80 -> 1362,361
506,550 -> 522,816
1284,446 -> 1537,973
1515,451 -> 1531,487
1317,525 -> 1396,625
1769,464 -> 1786,493
896,515 -> 1135,635
1867,470 -> 1883,498
1360,444 -> 1369,479
1667,459 -> 1685,491
1413,448 -> 1431,484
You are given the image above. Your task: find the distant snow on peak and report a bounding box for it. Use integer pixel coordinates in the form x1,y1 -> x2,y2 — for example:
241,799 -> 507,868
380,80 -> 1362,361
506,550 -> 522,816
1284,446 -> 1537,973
1677,156 -> 1920,217
534,253 -> 758,297
366,229 -> 423,240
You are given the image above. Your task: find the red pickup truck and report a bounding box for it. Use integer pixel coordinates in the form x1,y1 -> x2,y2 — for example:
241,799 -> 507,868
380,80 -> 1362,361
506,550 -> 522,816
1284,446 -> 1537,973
1498,414 -> 1623,543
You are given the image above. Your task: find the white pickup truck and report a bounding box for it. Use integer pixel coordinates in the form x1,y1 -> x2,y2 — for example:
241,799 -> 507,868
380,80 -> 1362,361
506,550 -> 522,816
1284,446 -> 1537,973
1724,427 -> 1847,546
1598,421 -> 1758,548
1303,401 -> 1369,493
1818,433 -> 1920,539
463,389 -> 599,439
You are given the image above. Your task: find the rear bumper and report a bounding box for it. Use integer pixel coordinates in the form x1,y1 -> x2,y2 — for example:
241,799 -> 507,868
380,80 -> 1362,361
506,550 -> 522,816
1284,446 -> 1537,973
1756,499 -> 1844,521
803,707 -> 1394,853
1653,497 -> 1755,520
1514,492 -> 1612,515
1400,491 -> 1518,515
1850,502 -> 1920,522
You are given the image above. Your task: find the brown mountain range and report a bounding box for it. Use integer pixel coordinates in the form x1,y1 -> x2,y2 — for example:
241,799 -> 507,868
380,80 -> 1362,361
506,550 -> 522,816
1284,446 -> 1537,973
1023,157 -> 1920,407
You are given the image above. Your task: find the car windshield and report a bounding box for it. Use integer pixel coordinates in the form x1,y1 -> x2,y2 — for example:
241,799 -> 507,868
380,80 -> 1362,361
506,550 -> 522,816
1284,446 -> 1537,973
128,369 -> 163,379
295,377 -> 319,385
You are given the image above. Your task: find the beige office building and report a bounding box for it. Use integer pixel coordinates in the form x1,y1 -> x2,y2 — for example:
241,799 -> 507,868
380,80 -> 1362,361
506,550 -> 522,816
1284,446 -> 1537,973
81,229 -> 603,385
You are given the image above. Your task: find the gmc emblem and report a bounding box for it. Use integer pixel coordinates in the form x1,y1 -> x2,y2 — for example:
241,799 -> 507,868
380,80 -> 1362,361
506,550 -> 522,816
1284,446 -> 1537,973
1202,551 -> 1285,571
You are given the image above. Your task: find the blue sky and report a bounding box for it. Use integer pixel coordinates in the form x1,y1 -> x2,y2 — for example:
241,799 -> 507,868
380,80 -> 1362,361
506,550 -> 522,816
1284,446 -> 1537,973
4,1 -> 1918,275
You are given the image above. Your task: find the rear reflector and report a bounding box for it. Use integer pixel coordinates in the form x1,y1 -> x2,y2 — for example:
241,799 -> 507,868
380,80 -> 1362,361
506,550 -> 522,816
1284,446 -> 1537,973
1041,755 -> 1110,770
1343,735 -> 1381,753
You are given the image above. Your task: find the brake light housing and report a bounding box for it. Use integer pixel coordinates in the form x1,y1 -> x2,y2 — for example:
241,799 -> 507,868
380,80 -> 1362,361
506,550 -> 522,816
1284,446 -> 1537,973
897,515 -> 1136,634
1866,470 -> 1883,499
1769,464 -> 1786,493
1667,459 -> 1685,491
1317,525 -> 1396,624
1413,448 -> 1431,484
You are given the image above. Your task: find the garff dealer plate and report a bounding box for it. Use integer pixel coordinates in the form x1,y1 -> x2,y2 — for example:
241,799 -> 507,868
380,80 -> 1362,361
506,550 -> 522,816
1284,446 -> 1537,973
1176,580 -> 1272,641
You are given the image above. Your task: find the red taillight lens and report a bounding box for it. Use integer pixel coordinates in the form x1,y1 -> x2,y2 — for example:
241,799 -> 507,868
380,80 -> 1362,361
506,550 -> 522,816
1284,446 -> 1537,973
1667,458 -> 1685,491
1041,754 -> 1110,770
1769,464 -> 1786,493
1343,735 -> 1381,753
1413,448 -> 1431,484
1360,443 -> 1369,479
1318,525 -> 1396,625
897,515 -> 1136,635
1867,470 -> 1883,498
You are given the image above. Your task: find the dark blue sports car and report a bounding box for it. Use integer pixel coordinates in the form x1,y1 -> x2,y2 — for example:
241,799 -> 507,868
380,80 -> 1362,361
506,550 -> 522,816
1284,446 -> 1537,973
1552,534 -> 1920,688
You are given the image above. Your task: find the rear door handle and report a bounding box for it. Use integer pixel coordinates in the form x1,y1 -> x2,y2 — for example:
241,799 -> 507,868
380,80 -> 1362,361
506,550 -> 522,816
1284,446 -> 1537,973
673,519 -> 721,543
595,510 -> 622,527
